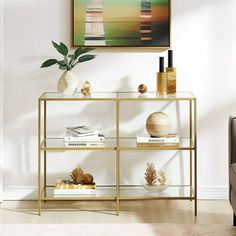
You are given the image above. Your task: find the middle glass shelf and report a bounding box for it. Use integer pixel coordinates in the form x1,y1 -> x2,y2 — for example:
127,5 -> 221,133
41,138 -> 194,151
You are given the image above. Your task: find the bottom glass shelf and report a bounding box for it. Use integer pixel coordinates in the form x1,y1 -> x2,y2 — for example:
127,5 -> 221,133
42,186 -> 116,201
120,186 -> 194,200
41,185 -> 194,201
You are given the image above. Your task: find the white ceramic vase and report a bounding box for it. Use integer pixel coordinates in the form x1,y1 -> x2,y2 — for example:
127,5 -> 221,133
57,71 -> 79,95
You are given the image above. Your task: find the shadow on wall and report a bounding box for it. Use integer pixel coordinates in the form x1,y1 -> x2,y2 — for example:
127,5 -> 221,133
4,67 -> 190,187
4,49 -> 149,187
4,0 -> 236,189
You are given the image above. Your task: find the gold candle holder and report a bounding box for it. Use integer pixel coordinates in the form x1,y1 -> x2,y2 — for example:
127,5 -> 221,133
166,67 -> 176,94
166,50 -> 176,94
157,72 -> 167,96
157,57 -> 167,96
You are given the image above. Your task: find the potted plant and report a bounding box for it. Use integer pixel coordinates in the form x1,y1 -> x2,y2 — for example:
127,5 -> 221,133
41,41 -> 96,95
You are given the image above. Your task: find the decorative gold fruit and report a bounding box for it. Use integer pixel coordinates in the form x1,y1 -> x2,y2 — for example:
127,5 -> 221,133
146,112 -> 171,137
138,84 -> 147,94
83,174 -> 94,184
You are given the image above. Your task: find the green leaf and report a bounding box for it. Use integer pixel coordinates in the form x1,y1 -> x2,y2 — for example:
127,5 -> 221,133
59,65 -> 67,70
52,41 -> 68,56
41,59 -> 58,68
74,47 -> 82,59
74,47 -> 94,59
78,55 -> 96,63
57,60 -> 67,66
68,54 -> 76,68
68,54 -> 75,60
60,42 -> 68,56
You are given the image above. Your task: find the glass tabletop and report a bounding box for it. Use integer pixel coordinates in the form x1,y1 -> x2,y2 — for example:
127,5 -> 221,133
117,92 -> 195,100
39,92 -> 195,100
39,92 -> 117,100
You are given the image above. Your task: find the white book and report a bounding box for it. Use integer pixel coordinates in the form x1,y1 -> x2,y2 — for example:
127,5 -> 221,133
54,189 -> 95,195
66,129 -> 101,137
64,135 -> 105,142
64,142 -> 105,147
137,134 -> 179,143
66,126 -> 102,137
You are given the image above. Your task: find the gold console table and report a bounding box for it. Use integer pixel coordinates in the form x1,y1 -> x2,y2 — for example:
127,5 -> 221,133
38,92 -> 197,216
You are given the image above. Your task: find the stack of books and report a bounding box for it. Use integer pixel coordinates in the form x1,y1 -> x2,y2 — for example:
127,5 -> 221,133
54,179 -> 96,195
136,134 -> 180,147
64,126 -> 105,147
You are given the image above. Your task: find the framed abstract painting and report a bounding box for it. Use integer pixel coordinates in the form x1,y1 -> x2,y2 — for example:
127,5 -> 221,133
72,0 -> 171,47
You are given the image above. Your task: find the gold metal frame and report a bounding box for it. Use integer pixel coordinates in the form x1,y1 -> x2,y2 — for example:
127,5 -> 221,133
38,92 -> 197,216
70,0 -> 172,49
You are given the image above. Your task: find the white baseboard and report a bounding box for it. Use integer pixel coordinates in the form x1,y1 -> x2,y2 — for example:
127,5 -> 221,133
0,185 -> 3,202
2,185 -> 229,201
198,186 -> 228,200
3,186 -> 37,200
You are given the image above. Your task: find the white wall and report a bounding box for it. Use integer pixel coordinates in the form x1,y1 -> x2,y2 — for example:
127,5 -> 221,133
0,0 -> 4,202
2,0 -> 236,199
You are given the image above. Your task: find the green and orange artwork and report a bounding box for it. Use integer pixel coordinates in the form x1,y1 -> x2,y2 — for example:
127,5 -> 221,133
73,0 -> 170,47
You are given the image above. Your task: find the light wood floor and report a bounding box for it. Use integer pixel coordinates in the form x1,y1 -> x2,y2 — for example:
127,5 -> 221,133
0,200 -> 233,224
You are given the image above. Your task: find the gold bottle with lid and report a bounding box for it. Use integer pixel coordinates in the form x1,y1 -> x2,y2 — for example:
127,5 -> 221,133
166,50 -> 176,94
157,57 -> 167,96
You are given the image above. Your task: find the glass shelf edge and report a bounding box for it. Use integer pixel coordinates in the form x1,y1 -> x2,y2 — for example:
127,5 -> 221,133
39,91 -> 196,101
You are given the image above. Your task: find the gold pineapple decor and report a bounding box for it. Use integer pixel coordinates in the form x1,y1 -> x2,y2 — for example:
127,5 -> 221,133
70,167 -> 94,185
144,162 -> 168,186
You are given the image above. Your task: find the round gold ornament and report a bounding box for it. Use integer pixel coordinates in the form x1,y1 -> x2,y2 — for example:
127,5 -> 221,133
146,112 -> 171,137
82,173 -> 94,184
138,84 -> 147,94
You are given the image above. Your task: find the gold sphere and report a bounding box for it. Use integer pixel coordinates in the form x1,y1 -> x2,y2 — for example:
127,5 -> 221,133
82,173 -> 94,184
138,84 -> 147,94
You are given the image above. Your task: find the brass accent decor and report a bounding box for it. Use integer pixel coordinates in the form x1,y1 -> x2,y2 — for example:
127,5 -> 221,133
81,81 -> 93,97
145,162 -> 157,186
157,57 -> 167,96
38,92 -> 197,216
143,163 -> 170,192
157,72 -> 167,96
158,171 -> 168,185
166,50 -> 176,94
83,174 -> 94,184
70,167 -> 84,184
70,167 -> 94,184
138,84 -> 147,94
166,67 -> 176,94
